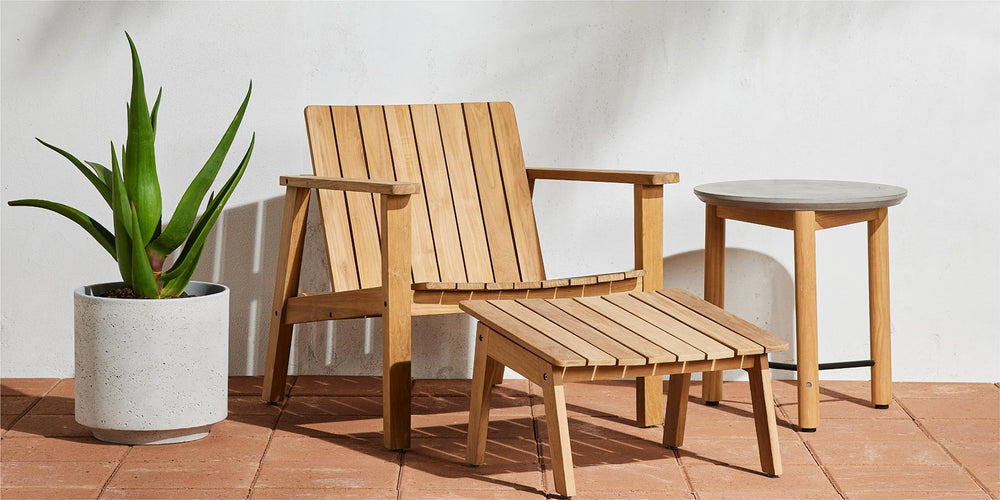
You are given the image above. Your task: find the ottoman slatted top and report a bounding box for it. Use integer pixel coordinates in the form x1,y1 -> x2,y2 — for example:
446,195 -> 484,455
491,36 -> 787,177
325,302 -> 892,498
461,288 -> 787,370
461,289 -> 789,498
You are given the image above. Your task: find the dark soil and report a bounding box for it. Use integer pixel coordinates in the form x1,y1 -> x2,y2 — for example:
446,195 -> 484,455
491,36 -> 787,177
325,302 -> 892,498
100,287 -> 190,299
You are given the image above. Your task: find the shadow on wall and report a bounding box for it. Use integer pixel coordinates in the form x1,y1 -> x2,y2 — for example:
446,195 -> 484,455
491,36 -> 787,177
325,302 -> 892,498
664,249 -> 796,380
193,196 -> 796,381
193,195 -> 476,379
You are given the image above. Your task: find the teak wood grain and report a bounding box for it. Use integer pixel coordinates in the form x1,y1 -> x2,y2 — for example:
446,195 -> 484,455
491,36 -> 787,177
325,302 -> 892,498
699,194 -> 899,431
463,290 -> 787,497
264,102 -> 678,450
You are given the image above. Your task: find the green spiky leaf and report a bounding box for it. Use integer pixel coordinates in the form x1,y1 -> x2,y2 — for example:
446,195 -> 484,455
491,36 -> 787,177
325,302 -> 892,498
36,139 -> 112,206
150,87 -> 162,137
148,82 -> 251,256
162,134 -> 253,284
123,32 -> 161,244
6,199 -> 115,258
86,161 -> 113,190
110,143 -> 134,285
128,203 -> 159,298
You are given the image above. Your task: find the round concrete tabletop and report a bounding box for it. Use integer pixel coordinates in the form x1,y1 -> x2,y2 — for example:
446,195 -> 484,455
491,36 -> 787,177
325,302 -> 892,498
694,179 -> 907,211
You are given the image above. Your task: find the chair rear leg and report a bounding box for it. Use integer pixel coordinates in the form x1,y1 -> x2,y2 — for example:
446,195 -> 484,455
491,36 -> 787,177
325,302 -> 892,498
488,364 -> 505,387
747,354 -> 782,477
663,373 -> 691,448
262,186 -> 311,403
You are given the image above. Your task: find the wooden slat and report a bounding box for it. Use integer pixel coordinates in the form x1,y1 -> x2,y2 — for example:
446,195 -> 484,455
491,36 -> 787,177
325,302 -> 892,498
358,106 -> 397,232
285,288 -> 384,323
547,298 -> 677,363
304,106 -> 360,291
568,275 -> 598,286
560,355 -> 755,383
526,168 -> 680,185
596,272 -> 625,283
384,105 -> 439,283
411,271 -> 644,291
490,300 -> 618,366
332,106 -> 382,289
280,176 -> 419,195
602,294 -> 735,360
411,104 -> 466,283
485,282 -> 517,291
489,102 -> 544,281
517,299 -> 647,366
437,104 -> 494,282
575,296 -> 707,362
540,278 -> 571,289
458,301 -> 587,367
630,292 -> 765,355
464,102 -> 520,282
658,289 -> 788,351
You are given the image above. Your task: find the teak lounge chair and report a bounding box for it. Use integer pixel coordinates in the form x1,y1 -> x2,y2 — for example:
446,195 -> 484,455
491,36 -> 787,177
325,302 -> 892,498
262,102 -> 678,449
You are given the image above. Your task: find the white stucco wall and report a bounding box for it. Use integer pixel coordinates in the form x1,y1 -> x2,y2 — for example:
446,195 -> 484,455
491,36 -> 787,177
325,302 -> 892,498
2,2 -> 998,382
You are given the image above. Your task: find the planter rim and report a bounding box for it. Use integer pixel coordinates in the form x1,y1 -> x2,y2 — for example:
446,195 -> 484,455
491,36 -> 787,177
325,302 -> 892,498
75,281 -> 228,301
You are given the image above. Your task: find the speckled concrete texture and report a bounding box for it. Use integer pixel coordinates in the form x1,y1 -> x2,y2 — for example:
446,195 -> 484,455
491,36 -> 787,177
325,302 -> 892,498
73,282 -> 229,444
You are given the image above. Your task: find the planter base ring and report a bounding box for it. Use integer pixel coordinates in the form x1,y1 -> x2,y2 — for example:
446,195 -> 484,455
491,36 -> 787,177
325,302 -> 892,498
91,424 -> 213,445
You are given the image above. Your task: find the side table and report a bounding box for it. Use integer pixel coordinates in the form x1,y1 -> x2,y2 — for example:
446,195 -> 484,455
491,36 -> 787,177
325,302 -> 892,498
694,179 -> 907,431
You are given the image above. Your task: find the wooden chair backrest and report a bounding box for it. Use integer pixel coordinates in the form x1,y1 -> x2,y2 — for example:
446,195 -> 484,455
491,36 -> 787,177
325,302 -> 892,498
304,102 -> 545,292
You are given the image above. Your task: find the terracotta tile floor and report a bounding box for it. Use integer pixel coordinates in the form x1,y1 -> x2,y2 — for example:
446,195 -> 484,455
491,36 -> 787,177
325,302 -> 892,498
1,377 -> 997,499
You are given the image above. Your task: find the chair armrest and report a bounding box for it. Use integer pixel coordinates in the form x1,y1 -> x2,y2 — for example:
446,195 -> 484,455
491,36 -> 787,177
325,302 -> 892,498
281,175 -> 421,195
526,168 -> 679,185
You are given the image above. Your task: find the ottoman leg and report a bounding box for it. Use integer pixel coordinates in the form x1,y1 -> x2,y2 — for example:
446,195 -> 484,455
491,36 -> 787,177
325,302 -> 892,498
542,372 -> 576,498
746,354 -> 782,477
468,325 -> 501,466
637,376 -> 665,427
663,373 -> 691,448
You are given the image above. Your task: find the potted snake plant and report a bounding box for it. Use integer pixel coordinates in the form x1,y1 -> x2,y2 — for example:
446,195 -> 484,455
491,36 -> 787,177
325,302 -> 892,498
7,33 -> 254,445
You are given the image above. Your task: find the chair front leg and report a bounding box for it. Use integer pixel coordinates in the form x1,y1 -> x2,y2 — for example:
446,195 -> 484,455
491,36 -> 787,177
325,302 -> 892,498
382,193 -> 413,450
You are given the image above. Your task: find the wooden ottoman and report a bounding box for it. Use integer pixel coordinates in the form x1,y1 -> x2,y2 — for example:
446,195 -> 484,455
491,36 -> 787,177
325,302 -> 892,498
460,289 -> 789,498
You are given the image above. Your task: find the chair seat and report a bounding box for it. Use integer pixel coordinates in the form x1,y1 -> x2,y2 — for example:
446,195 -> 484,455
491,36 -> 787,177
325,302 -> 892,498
412,270 -> 645,291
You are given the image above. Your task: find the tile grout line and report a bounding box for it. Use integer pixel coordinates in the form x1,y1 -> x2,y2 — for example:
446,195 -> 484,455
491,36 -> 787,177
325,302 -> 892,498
96,444 -> 133,499
786,395 -> 849,500
894,395 -> 995,498
245,380 -> 293,500
800,440 -> 847,499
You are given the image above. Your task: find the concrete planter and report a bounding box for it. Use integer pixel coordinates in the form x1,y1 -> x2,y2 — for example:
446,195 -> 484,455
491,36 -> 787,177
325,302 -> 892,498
73,281 -> 229,445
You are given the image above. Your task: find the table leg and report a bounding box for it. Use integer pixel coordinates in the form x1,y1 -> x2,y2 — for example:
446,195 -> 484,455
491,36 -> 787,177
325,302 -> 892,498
703,204 -> 726,405
793,211 -> 820,431
868,207 -> 892,408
